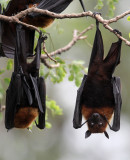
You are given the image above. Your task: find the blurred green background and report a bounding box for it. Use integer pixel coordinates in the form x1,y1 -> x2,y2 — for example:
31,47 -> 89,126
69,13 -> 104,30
0,0 -> 130,160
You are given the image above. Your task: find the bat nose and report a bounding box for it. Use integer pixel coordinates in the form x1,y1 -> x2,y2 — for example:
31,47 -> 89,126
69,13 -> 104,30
92,113 -> 100,119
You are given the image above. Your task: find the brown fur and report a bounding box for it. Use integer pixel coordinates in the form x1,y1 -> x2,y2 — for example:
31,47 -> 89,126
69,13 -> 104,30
23,3 -> 54,28
14,107 -> 39,128
23,16 -> 54,28
82,105 -> 114,133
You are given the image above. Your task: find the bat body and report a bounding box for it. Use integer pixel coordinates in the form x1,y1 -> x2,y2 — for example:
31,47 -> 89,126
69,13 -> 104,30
5,0 -> 73,28
73,21 -> 122,138
5,25 -> 46,130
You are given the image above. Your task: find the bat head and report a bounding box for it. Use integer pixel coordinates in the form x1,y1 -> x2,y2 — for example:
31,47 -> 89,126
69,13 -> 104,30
84,113 -> 110,139
87,113 -> 107,133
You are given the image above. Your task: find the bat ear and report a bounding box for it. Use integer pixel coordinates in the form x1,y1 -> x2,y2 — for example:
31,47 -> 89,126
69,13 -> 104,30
104,131 -> 109,139
88,20 -> 104,74
103,31 -> 122,75
85,130 -> 91,139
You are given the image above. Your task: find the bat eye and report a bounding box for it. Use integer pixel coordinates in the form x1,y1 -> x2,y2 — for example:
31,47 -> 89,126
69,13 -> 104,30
90,122 -> 94,127
99,122 -> 103,126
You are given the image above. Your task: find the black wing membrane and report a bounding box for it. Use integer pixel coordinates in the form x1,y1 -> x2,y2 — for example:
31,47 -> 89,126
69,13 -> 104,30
73,75 -> 87,129
111,77 -> 122,131
37,77 -> 46,129
28,0 -> 73,17
88,22 -> 104,74
5,73 -> 22,129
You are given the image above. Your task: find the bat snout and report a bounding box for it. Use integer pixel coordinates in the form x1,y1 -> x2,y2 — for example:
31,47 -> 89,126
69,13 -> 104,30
88,113 -> 107,133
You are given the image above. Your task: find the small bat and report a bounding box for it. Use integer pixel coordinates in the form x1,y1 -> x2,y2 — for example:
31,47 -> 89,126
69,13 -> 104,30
5,0 -> 73,28
5,25 -> 46,130
73,20 -> 122,139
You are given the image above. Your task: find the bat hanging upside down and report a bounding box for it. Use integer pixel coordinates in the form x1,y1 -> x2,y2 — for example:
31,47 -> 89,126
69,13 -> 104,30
5,0 -> 73,28
5,25 -> 46,130
73,20 -> 122,139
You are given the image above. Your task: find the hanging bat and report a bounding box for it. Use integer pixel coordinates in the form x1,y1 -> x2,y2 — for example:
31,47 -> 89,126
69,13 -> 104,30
5,0 -> 73,28
73,21 -> 122,139
5,25 -> 46,130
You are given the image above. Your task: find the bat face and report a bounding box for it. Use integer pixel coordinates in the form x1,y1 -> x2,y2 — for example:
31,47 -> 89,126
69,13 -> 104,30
87,113 -> 107,133
73,21 -> 122,139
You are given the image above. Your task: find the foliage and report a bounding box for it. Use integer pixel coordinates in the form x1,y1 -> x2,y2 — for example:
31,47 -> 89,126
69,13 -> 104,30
95,0 -> 118,17
127,16 -> 130,39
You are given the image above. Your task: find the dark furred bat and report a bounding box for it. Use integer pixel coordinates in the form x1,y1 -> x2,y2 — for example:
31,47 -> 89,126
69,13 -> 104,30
5,25 -> 46,130
5,0 -> 73,28
73,21 -> 122,139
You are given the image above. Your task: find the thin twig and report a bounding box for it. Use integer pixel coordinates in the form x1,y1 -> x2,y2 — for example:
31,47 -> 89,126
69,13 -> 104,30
41,24 -> 94,60
43,42 -> 57,63
0,8 -> 130,45
41,58 -> 60,69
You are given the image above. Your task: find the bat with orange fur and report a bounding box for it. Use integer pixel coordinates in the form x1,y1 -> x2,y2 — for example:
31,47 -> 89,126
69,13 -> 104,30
73,20 -> 122,139
5,25 -> 46,130
0,0 -> 74,58
5,0 -> 73,28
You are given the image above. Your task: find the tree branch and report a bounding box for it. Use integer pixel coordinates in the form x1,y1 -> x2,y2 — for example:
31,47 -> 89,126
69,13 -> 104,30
0,8 -> 130,45
41,24 -> 94,61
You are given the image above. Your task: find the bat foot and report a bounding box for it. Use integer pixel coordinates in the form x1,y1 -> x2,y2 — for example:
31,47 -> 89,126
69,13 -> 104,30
93,12 -> 102,17
113,29 -> 122,36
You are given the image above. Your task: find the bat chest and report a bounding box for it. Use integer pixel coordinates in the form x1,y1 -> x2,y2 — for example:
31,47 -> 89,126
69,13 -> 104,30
82,79 -> 115,108
14,107 -> 39,128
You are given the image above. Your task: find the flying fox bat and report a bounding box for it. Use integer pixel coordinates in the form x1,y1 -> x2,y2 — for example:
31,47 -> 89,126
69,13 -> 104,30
73,21 -> 122,139
5,25 -> 46,130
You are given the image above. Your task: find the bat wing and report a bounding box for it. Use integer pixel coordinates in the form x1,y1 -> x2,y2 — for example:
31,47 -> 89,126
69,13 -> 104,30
88,22 -> 104,74
73,75 -> 87,129
103,37 -> 122,76
111,77 -> 122,131
28,0 -> 72,17
36,77 -> 46,129
30,74 -> 43,113
5,73 -> 22,129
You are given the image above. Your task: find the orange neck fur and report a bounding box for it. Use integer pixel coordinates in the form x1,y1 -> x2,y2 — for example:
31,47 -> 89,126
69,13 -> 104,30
14,107 -> 38,129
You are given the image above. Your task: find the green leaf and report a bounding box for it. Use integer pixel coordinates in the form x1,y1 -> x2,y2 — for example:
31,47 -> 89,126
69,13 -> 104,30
46,100 -> 62,115
68,74 -> 74,81
129,33 -> 130,39
6,59 -> 13,70
45,122 -> 52,129
95,0 -> 104,10
55,57 -> 65,64
127,16 -> 130,21
0,70 -> 5,75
